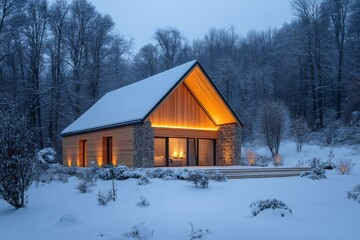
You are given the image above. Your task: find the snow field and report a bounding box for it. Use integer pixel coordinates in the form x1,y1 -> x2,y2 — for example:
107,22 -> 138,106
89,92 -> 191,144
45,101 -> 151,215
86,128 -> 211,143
0,143 -> 359,240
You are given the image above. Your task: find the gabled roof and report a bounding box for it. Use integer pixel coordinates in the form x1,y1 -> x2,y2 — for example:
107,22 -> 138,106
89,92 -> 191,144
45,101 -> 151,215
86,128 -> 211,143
61,60 -> 242,136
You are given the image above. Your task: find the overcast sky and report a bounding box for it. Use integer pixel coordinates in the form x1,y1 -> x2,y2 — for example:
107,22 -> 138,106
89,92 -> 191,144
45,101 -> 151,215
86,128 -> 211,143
89,0 -> 293,53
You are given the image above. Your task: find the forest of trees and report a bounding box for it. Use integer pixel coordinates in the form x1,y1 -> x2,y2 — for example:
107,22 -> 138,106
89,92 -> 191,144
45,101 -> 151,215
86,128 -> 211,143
0,0 -> 359,158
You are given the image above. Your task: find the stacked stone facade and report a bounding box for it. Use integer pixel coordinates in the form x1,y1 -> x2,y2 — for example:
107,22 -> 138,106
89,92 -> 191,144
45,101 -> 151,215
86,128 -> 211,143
133,121 -> 154,167
216,124 -> 242,165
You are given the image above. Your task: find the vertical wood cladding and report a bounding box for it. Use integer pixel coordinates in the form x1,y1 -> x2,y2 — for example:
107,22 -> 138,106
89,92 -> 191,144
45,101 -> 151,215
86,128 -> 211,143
149,83 -> 217,129
62,126 -> 134,167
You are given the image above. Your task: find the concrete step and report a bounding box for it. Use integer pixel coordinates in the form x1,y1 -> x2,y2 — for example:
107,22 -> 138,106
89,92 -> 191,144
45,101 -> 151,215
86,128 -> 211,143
205,167 -> 310,179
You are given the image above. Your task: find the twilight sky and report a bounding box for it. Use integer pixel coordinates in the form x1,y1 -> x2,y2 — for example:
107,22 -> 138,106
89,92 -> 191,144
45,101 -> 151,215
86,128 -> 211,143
89,0 -> 293,52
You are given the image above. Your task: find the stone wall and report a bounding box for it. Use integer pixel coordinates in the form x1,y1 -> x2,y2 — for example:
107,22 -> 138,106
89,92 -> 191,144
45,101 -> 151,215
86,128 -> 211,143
216,124 -> 242,165
133,121 -> 154,167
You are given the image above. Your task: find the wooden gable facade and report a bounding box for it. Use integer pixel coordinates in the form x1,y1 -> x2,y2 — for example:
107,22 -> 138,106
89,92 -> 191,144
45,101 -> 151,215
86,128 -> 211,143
62,61 -> 242,168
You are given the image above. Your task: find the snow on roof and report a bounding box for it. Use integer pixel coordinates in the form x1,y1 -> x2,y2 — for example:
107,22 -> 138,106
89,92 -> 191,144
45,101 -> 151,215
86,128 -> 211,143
61,60 -> 197,135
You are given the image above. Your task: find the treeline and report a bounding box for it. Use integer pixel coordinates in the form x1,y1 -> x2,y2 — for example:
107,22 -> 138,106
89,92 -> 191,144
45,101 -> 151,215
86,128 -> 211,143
1,0 -> 359,155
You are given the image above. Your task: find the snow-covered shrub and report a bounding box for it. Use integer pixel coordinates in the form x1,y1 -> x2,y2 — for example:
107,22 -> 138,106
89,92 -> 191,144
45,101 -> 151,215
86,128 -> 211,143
107,188 -> 117,202
189,222 -> 211,240
76,180 -> 92,193
97,191 -> 108,206
123,222 -> 154,239
319,149 -> 336,170
175,169 -> 191,180
162,169 -> 177,180
63,166 -> 78,176
36,147 -> 56,164
137,176 -> 151,185
0,155 -> 37,208
309,158 -> 321,168
97,188 -> 116,206
0,106 -> 36,208
250,199 -> 292,217
211,171 -> 227,182
77,168 -> 98,186
300,167 -> 327,180
347,184 -> 360,203
337,158 -> 355,175
188,171 -> 209,188
98,165 -> 133,180
137,196 -> 150,207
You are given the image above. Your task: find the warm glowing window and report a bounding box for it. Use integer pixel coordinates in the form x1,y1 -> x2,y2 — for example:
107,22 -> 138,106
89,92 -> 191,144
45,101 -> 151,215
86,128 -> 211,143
169,138 -> 187,166
79,140 -> 87,167
198,139 -> 214,166
154,138 -> 166,167
103,137 -> 112,166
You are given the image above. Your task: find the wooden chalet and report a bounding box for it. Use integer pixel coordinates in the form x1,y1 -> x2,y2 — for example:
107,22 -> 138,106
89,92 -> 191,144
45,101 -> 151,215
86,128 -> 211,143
61,60 -> 243,167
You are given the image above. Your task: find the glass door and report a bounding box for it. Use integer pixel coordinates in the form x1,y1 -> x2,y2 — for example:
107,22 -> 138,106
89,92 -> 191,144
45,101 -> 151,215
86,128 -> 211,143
154,138 -> 166,167
188,138 -> 197,166
198,139 -> 215,166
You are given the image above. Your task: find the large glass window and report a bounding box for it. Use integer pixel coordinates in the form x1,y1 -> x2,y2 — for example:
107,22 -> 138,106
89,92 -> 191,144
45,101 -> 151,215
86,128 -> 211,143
168,138 -> 187,166
153,137 -> 215,167
198,139 -> 214,166
154,138 -> 166,167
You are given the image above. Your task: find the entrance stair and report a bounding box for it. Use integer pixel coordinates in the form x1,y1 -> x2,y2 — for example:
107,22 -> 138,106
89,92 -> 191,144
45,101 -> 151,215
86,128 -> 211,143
204,167 -> 311,179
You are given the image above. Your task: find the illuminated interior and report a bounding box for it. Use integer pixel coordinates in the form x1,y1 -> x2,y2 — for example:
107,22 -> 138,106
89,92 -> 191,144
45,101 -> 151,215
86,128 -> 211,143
169,138 -> 187,166
154,137 -> 215,167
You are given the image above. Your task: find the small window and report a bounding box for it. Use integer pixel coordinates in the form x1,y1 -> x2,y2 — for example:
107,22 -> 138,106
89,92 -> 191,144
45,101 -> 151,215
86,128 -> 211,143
103,137 -> 113,166
79,140 -> 87,167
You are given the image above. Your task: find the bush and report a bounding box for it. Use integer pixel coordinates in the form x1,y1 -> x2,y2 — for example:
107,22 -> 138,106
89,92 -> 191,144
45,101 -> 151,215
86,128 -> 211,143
0,155 -> 37,208
97,188 -> 116,206
137,176 -> 151,185
347,184 -> 360,203
300,167 -> 327,180
76,180 -> 92,193
337,158 -> 355,175
97,191 -> 108,206
250,199 -> 292,217
123,222 -> 154,239
189,222 -> 211,240
137,196 -> 150,207
36,147 -> 57,164
188,171 -> 209,188
0,106 -> 36,209
211,171 -> 227,182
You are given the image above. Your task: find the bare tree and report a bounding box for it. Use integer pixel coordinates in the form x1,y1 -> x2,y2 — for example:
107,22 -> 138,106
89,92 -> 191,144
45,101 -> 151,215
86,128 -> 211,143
133,44 -> 159,79
24,0 -> 48,148
258,100 -> 289,157
291,116 -> 310,152
65,0 -> 96,117
154,27 -> 185,69
324,0 -> 352,120
46,0 -> 68,151
88,12 -> 114,100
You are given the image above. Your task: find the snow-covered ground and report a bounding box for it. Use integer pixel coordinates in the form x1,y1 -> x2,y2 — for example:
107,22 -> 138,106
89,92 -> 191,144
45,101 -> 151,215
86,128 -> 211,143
0,142 -> 359,240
